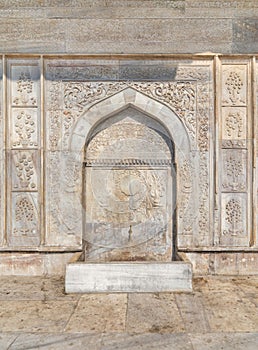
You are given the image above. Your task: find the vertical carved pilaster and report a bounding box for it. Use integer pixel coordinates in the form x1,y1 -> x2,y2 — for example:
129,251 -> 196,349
7,60 -> 41,247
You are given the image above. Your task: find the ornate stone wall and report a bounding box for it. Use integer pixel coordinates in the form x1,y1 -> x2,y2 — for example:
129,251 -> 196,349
0,55 -> 257,271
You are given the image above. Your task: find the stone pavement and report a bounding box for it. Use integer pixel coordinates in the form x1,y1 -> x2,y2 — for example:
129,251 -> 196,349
0,276 -> 257,349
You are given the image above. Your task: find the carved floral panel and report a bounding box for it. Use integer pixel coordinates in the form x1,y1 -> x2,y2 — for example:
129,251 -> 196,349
221,65 -> 247,106
9,192 -> 40,247
11,108 -> 39,149
221,193 -> 248,246
11,150 -> 39,191
10,63 -> 40,107
221,149 -> 247,193
221,107 -> 247,148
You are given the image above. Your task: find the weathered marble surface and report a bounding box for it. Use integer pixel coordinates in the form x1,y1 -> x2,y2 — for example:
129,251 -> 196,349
0,55 -> 257,277
65,262 -> 192,293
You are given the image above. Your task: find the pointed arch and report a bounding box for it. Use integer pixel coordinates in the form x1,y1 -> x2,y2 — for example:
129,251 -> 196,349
69,87 -> 191,156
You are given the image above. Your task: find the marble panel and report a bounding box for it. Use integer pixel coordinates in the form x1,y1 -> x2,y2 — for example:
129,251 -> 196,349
8,61 -> 40,107
10,108 -> 39,149
8,192 -> 40,247
221,107 -> 247,144
221,64 -> 247,106
221,149 -> 247,192
11,150 -> 39,191
220,193 -> 248,246
65,262 -> 192,293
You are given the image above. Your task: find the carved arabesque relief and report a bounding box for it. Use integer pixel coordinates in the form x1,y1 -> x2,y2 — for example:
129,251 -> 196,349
45,63 -> 212,246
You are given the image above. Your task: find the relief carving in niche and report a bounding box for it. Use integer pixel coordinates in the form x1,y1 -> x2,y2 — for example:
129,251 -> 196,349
12,194 -> 38,237
221,107 -> 247,149
223,198 -> 244,236
11,67 -> 38,107
222,66 -> 247,106
84,108 -> 173,261
13,111 -> 38,147
45,64 -> 212,243
12,109 -> 38,148
222,150 -> 246,192
12,151 -> 38,191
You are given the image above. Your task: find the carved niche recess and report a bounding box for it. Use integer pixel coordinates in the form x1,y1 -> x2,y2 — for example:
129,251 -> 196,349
44,59 -> 214,250
84,107 -> 174,261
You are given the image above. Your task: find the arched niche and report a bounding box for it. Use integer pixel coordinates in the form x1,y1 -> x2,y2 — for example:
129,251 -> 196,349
68,88 -> 196,257
84,106 -> 175,261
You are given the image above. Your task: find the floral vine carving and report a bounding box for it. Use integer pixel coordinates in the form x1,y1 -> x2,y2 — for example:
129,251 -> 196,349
63,81 -> 197,142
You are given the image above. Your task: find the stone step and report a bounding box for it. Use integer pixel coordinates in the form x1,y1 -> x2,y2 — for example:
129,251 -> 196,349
65,262 -> 192,293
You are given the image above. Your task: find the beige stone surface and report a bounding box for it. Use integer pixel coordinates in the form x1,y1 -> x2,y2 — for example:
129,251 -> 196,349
65,294 -> 127,333
126,293 -> 185,334
0,300 -> 77,332
0,276 -> 256,348
0,0 -> 256,53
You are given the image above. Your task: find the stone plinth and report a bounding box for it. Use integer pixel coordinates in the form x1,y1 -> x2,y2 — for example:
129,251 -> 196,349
65,262 -> 192,293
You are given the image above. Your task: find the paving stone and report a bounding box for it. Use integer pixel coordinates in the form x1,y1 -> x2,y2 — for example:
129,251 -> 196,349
191,333 -> 258,350
0,276 -> 79,301
126,293 -> 185,334
102,333 -> 193,350
193,276 -> 240,293
0,300 -> 77,332
9,333 -> 102,350
0,333 -> 18,349
65,294 -> 127,333
175,293 -> 210,333
201,290 -> 258,332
